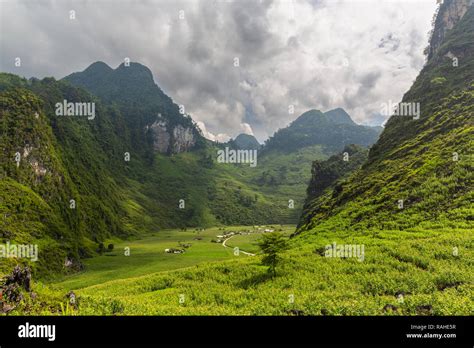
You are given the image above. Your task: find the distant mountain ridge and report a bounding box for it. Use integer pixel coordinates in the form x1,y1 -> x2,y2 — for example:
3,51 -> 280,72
262,108 -> 382,154
65,61 -> 162,105
321,108 -> 355,125
228,133 -> 261,150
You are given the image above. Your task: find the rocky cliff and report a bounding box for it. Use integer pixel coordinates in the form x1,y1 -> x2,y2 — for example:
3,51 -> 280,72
147,117 -> 196,154
428,0 -> 474,60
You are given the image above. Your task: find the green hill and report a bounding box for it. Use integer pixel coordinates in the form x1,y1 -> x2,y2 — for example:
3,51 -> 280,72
243,108 -> 381,219
0,75 -> 129,277
64,61 -> 204,155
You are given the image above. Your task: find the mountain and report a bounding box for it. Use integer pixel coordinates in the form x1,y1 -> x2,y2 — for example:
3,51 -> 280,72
262,108 -> 382,155
63,62 -> 315,226
65,62 -> 203,155
323,108 -> 355,125
297,1 -> 474,234
66,63 -> 381,227
225,108 -> 381,223
0,58 -> 389,279
230,133 -> 261,150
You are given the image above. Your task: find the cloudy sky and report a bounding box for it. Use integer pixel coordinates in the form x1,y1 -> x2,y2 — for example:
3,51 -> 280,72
0,0 -> 437,142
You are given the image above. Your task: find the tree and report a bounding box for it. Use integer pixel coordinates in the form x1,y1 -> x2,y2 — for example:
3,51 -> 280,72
97,242 -> 105,255
257,232 -> 289,277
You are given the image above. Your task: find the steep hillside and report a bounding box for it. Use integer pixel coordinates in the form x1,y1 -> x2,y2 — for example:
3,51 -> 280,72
427,0 -> 474,60
0,75 -> 128,276
297,4 -> 474,234
297,145 -> 369,230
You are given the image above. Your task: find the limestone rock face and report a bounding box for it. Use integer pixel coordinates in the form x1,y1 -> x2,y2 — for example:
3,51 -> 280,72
149,121 -> 171,153
172,125 -> 196,153
21,144 -> 48,181
428,0 -> 474,60
147,118 -> 196,154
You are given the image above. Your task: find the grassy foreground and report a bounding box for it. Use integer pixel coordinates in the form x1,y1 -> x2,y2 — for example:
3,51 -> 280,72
6,224 -> 472,316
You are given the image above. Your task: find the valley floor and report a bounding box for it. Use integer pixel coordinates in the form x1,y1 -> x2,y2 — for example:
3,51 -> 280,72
51,225 -> 294,290
4,225 -> 473,316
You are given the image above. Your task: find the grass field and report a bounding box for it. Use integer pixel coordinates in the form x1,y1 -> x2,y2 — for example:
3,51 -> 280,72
13,224 -> 469,316
225,228 -> 294,254
51,225 -> 295,291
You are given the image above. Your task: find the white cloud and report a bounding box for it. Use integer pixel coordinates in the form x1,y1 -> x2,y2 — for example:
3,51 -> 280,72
196,121 -> 230,143
240,123 -> 254,136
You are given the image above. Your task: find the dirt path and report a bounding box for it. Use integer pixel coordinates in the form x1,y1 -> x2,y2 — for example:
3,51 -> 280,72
222,235 -> 255,256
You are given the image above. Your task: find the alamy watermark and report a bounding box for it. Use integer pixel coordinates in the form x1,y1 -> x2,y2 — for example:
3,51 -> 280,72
381,100 -> 420,120
55,99 -> 95,120
0,242 -> 38,262
217,147 -> 257,167
18,322 -> 55,341
324,242 -> 364,262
